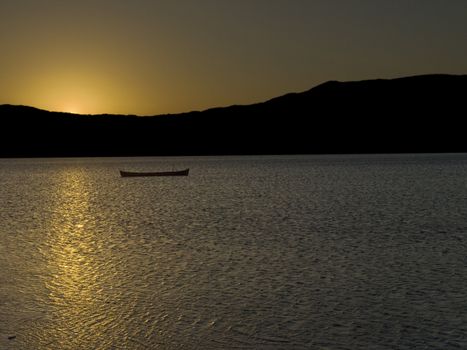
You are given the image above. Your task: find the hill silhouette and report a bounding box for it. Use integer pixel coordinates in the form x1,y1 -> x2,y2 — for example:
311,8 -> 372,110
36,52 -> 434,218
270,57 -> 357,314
1,74 -> 466,157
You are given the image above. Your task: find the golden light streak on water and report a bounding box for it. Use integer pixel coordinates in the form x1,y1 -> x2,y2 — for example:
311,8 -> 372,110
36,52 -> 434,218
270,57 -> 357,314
37,168 -> 121,349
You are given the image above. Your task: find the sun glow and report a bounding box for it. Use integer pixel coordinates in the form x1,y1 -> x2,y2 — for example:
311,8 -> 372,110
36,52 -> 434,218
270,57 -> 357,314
11,62 -> 132,115
64,107 -> 81,115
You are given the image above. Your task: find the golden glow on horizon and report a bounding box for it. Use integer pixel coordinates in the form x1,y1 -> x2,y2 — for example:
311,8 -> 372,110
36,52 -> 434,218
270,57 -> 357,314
19,66 -> 122,115
65,107 -> 80,115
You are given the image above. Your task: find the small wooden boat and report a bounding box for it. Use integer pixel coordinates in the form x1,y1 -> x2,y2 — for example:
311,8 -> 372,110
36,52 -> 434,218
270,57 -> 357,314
120,168 -> 189,177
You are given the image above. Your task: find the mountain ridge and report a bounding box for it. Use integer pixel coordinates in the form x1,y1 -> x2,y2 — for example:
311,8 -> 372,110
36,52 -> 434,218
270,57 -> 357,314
1,74 -> 466,157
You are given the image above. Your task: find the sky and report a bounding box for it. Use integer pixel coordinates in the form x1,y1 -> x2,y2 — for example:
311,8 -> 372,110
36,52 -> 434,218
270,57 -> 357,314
1,0 -> 466,115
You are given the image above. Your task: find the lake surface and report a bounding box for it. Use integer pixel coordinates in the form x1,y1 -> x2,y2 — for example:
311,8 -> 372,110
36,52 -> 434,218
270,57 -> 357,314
1,154 -> 466,349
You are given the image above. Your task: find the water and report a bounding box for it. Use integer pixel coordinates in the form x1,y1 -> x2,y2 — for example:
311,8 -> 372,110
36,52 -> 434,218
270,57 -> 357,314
0,154 -> 466,349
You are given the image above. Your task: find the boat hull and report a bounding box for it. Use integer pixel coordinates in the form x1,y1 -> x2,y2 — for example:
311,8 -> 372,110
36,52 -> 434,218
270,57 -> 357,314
120,168 -> 189,177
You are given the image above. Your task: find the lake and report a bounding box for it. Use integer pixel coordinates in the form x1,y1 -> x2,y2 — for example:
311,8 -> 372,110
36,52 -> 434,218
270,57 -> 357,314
1,154 -> 466,349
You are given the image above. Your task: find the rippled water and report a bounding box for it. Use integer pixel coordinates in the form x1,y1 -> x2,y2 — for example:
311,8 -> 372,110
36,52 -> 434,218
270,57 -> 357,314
1,154 -> 466,349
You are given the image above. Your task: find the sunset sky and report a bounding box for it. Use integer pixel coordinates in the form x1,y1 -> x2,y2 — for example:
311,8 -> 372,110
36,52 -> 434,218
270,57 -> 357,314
1,0 -> 466,115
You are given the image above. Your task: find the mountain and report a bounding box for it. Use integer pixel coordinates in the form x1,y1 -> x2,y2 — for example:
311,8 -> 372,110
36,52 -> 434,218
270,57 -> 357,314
1,74 -> 466,157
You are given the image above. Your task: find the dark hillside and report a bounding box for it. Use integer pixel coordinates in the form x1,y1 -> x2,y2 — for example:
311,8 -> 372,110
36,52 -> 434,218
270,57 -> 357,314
1,74 -> 466,157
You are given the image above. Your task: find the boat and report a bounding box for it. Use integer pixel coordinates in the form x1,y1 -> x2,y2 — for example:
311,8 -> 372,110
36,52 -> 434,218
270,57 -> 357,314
120,168 -> 189,177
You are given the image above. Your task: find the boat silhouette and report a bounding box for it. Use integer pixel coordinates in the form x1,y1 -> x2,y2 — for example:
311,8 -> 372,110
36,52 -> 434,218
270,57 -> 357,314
120,168 -> 189,177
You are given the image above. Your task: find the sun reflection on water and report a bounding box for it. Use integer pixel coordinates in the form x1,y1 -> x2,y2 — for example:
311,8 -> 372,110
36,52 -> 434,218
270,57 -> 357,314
38,168 -> 123,349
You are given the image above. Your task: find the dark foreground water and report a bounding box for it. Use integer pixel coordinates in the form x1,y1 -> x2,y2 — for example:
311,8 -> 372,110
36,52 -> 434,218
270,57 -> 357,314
0,154 -> 466,349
